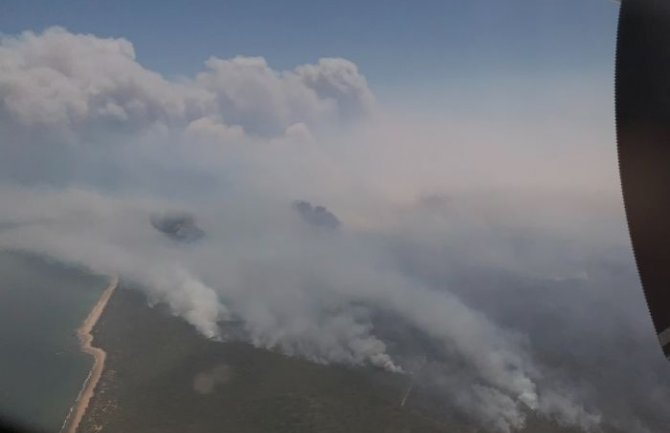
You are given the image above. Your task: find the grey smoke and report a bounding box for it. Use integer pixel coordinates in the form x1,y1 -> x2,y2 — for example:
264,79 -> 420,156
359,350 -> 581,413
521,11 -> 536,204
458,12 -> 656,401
150,212 -> 205,243
292,200 -> 341,229
0,27 -> 667,433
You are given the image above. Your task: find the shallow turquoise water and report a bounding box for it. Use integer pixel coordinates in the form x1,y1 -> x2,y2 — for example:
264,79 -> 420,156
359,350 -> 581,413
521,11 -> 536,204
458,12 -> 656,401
0,250 -> 106,432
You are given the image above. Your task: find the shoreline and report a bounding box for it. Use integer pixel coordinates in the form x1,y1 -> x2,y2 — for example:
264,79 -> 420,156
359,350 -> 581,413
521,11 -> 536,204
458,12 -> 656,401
61,275 -> 119,433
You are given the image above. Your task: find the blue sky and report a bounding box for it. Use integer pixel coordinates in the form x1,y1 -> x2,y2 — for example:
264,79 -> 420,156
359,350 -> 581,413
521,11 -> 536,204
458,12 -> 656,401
1,0 -> 619,104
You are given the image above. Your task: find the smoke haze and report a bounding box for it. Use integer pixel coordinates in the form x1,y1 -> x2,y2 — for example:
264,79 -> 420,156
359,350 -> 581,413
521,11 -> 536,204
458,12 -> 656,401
1,28 -> 668,433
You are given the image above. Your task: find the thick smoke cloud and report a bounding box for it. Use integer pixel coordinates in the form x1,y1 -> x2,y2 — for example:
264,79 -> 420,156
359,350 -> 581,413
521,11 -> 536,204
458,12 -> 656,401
0,27 -> 372,137
0,28 -> 668,433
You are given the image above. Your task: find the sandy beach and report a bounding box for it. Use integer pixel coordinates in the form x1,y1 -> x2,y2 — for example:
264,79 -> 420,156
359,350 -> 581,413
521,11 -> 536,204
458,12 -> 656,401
62,276 -> 119,433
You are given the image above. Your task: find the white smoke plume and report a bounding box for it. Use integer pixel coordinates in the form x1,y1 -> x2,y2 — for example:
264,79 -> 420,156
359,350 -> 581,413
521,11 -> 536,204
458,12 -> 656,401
0,27 -> 668,432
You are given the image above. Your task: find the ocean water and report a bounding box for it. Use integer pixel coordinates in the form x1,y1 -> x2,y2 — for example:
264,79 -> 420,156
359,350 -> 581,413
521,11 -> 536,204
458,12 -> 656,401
0,250 -> 106,432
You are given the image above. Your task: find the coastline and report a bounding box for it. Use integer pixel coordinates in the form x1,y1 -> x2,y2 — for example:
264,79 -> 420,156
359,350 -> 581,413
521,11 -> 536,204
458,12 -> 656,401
61,275 -> 119,433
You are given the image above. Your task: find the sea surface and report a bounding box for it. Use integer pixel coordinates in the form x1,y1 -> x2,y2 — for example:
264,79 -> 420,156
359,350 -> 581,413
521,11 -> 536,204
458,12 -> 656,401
0,250 -> 106,432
